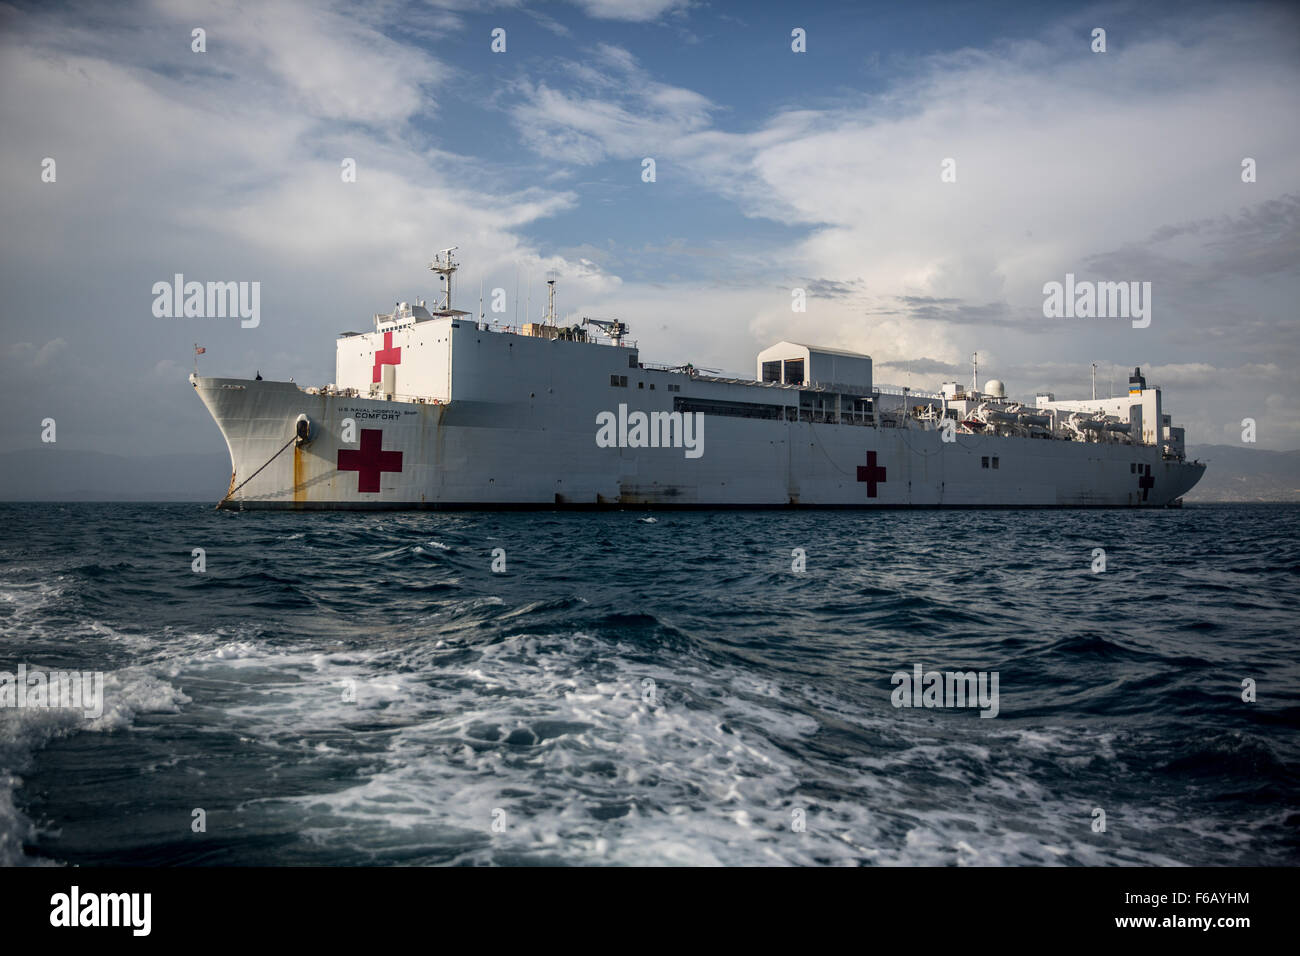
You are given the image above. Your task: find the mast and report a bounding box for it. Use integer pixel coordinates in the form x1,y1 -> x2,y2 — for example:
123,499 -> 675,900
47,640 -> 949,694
429,247 -> 459,312
546,279 -> 556,326
1091,362 -> 1097,401
971,351 -> 978,394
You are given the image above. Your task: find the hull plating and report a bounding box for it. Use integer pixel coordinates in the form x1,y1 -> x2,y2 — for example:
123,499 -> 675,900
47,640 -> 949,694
193,377 -> 1206,510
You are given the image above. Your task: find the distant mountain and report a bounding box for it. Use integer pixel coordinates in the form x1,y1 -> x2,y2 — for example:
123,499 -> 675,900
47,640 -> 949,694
0,448 -> 230,501
1183,445 -> 1300,502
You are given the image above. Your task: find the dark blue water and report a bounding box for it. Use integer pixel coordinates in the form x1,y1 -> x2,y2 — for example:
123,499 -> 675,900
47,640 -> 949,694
1,503 -> 1297,866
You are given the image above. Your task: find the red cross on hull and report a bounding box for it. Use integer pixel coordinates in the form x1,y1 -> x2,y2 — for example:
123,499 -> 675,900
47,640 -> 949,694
857,450 -> 887,497
337,429 -> 403,493
372,331 -> 402,383
1138,464 -> 1155,501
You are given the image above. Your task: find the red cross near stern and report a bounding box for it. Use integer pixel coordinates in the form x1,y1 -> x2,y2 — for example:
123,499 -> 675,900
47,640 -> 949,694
372,331 -> 402,383
337,429 -> 403,493
857,450 -> 887,497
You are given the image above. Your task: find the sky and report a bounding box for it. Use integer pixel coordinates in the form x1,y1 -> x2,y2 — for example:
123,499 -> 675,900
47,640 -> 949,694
1,0 -> 1297,456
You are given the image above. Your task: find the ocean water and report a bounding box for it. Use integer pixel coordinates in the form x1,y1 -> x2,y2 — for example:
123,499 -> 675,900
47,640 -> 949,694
0,502 -> 1296,867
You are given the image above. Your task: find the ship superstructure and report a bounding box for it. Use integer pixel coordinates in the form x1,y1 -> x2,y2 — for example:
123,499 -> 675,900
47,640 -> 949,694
191,249 -> 1205,509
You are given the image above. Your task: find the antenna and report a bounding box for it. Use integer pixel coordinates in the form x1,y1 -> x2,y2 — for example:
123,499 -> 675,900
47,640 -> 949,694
972,351 -> 979,394
429,246 -> 459,312
479,278 -> 485,325
1091,362 -> 1097,401
546,279 -> 556,325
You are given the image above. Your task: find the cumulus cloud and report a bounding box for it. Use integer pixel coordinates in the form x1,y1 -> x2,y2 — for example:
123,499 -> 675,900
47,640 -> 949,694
502,5 -> 1298,445
4,339 -> 68,369
510,44 -> 716,164
566,0 -> 692,23
0,0 -> 1296,455
0,0 -> 616,454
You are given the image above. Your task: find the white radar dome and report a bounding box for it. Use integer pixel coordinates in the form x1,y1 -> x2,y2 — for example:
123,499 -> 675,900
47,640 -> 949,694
985,379 -> 1006,398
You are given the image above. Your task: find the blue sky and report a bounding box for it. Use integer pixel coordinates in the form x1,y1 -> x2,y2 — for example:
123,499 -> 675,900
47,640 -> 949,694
2,0 -> 1298,455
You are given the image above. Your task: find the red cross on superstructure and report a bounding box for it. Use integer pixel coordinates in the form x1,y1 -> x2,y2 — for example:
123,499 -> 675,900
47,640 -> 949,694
856,450 -> 887,497
337,429 -> 403,493
372,331 -> 402,383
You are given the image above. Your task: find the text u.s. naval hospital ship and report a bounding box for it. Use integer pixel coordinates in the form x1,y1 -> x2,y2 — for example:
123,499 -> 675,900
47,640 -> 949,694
191,249 -> 1205,509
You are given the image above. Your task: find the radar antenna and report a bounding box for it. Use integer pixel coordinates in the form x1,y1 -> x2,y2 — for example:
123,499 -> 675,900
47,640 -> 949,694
429,247 -> 459,313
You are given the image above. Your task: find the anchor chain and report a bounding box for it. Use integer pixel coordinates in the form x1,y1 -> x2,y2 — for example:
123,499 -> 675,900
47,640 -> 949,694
215,435 -> 298,509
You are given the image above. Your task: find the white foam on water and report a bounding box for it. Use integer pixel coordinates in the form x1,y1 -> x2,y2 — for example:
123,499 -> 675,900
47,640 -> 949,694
0,666 -> 190,865
201,641 -> 270,661
3,618 -> 1256,866
0,581 -> 64,624
206,632 -> 875,865
84,621 -> 155,651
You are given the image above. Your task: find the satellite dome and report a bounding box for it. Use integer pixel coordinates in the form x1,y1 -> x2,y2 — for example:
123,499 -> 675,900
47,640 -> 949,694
985,379 -> 1006,398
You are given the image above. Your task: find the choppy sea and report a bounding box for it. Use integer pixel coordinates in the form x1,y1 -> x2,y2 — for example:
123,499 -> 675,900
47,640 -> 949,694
1,502 -> 1297,866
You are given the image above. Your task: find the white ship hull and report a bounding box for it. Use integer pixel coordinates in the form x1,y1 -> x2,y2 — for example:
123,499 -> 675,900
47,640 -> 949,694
192,375 -> 1205,509
190,252 -> 1205,510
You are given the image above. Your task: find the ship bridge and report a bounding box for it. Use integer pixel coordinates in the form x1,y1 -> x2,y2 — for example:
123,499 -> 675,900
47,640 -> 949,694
757,342 -> 873,394
326,250 -> 642,405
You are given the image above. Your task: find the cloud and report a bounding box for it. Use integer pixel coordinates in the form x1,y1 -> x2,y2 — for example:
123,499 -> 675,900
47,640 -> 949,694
496,5 -> 1299,449
417,0 -> 523,32
565,0 -> 692,22
1,0 -> 1296,455
875,358 -> 962,378
0,0 -> 622,455
801,278 -> 864,299
4,339 -> 68,369
152,358 -> 184,379
509,8 -> 1299,331
510,45 -> 716,164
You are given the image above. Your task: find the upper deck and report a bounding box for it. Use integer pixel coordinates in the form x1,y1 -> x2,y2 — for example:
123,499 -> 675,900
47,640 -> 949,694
319,250 -> 1190,460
